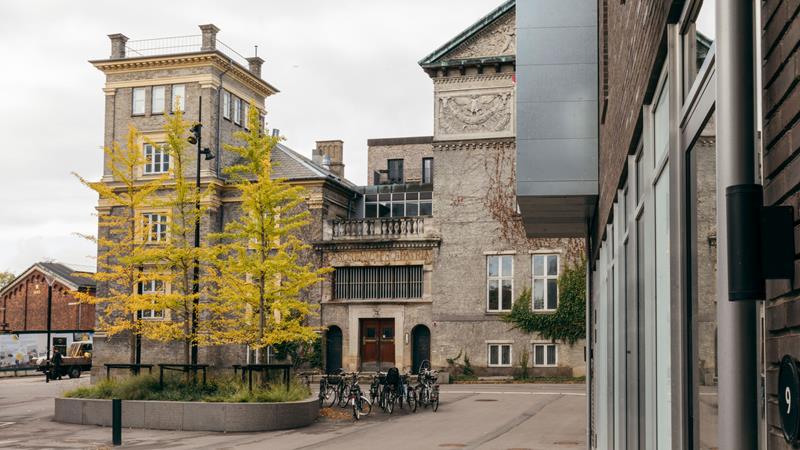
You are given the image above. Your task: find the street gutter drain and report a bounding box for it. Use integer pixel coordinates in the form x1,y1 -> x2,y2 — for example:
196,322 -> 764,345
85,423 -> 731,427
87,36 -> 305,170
475,398 -> 499,402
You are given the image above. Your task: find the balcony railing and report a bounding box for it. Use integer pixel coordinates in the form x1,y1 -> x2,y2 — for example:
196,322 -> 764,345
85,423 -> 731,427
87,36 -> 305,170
327,217 -> 433,240
125,35 -> 250,67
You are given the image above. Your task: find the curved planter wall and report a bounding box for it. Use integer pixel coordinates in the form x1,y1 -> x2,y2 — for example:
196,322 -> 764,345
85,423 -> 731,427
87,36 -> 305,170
54,397 -> 318,432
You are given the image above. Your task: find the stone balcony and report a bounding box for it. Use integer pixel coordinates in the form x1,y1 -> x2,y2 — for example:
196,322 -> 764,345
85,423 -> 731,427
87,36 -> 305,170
322,217 -> 438,241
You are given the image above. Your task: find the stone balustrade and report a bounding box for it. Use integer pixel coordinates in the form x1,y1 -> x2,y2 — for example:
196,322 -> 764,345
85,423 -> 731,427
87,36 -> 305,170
327,217 -> 430,240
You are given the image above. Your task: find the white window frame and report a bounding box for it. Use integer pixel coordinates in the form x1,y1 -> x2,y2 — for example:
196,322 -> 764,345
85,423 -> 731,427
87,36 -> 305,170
488,343 -> 513,367
233,96 -> 241,125
243,103 -> 250,130
140,279 -> 164,319
222,90 -> 231,120
142,213 -> 168,243
486,255 -> 514,312
171,84 -> 185,112
143,143 -> 170,174
151,86 -> 165,114
532,254 -> 560,311
532,343 -> 558,367
132,87 -> 146,115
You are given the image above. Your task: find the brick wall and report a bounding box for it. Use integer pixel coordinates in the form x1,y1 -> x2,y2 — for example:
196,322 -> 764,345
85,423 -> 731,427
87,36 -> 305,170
761,0 -> 800,447
1,271 -> 94,332
597,0 -> 672,244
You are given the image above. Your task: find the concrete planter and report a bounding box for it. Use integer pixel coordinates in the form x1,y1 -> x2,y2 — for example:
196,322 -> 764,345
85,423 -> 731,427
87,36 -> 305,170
54,396 -> 318,432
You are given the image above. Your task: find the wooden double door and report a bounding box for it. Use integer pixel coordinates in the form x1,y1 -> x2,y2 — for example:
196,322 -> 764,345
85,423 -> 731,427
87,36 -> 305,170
360,318 -> 395,371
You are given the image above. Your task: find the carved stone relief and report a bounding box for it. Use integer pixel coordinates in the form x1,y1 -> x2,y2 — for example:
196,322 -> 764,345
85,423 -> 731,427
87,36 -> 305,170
437,91 -> 513,136
448,12 -> 516,60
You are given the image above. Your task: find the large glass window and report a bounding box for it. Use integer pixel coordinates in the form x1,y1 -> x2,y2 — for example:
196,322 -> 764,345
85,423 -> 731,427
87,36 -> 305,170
654,167 -> 671,449
682,0 -> 715,96
132,87 -> 146,115
654,82 -> 670,166
233,96 -> 241,125
363,191 -> 432,218
487,255 -> 513,312
222,90 -> 231,120
151,86 -> 165,114
532,254 -> 559,311
143,143 -> 170,174
533,343 -> 557,366
422,157 -> 434,184
139,279 -> 164,319
171,84 -> 185,112
142,213 -> 168,243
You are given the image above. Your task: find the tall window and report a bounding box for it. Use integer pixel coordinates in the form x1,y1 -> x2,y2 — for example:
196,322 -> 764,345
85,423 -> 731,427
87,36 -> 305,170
653,82 -> 669,165
151,86 -> 165,114
143,143 -> 170,174
333,265 -> 423,300
422,157 -> 434,184
243,103 -> 250,130
488,343 -> 512,367
387,159 -> 404,184
139,279 -> 164,318
132,87 -> 146,115
532,254 -> 559,311
533,343 -> 557,366
171,84 -> 185,112
222,90 -> 231,120
233,96 -> 242,125
142,213 -> 167,243
487,255 -> 513,312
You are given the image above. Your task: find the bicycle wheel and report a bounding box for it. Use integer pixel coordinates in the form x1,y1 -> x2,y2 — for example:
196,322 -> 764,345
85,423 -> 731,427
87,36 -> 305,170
431,388 -> 439,412
338,385 -> 349,408
386,391 -> 395,414
353,395 -> 372,420
407,389 -> 417,413
324,385 -> 337,408
421,387 -> 430,408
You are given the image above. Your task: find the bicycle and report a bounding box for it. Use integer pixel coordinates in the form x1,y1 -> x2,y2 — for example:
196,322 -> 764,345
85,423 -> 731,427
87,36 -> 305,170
401,373 -> 417,413
369,371 -> 386,407
318,374 -> 337,408
417,367 -> 440,412
345,371 -> 372,420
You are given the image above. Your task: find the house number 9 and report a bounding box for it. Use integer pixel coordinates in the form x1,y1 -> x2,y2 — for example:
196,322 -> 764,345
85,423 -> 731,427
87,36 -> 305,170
779,355 -> 800,443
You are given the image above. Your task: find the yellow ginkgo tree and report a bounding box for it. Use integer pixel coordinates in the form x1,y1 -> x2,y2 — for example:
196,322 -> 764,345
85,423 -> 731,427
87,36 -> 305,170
208,103 -> 329,363
73,125 -> 167,364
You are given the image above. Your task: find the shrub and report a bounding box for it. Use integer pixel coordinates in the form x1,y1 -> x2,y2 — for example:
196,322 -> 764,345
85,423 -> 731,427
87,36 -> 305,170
462,352 -> 474,377
64,374 -> 311,403
515,350 -> 530,380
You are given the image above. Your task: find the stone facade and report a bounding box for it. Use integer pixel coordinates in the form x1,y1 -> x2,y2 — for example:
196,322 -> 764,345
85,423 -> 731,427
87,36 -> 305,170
318,3 -> 585,377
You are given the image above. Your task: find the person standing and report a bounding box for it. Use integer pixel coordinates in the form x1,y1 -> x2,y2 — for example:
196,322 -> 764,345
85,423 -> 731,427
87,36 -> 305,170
51,348 -> 63,381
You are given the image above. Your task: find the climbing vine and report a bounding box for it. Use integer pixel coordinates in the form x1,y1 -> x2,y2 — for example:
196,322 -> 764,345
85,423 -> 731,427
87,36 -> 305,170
502,259 -> 586,344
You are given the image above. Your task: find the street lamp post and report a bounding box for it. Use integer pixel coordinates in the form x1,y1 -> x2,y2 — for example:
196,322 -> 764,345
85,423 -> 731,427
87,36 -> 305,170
44,274 -> 55,360
187,99 -> 214,366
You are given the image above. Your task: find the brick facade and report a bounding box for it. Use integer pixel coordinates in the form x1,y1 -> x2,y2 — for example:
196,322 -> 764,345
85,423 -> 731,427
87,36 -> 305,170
762,0 -> 800,447
0,266 -> 95,332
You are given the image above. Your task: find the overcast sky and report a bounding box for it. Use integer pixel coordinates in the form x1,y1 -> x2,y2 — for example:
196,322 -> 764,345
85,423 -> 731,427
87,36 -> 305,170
0,0 -> 504,275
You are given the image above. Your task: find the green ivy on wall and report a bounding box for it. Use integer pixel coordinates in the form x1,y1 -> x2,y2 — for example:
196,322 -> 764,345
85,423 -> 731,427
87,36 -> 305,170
502,259 -> 586,344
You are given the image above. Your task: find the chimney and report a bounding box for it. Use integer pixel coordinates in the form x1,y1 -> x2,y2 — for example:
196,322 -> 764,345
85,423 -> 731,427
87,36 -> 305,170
108,34 -> 128,59
315,140 -> 345,178
199,24 -> 220,51
247,56 -> 264,78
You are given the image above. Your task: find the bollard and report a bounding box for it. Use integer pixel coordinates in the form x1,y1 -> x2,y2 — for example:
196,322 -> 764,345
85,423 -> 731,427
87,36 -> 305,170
112,398 -> 122,446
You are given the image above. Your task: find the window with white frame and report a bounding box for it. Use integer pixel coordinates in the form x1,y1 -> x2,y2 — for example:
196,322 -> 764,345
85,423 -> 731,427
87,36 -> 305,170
488,343 -> 512,367
533,343 -> 557,367
243,103 -> 250,130
139,279 -> 164,318
151,86 -> 165,114
171,84 -> 185,112
222,90 -> 231,120
487,255 -> 513,311
142,213 -> 168,243
532,254 -> 559,311
233,96 -> 241,125
132,87 -> 146,115
143,143 -> 170,174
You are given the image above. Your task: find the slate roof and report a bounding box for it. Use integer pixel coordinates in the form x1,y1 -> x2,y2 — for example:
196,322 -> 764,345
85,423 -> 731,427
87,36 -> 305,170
0,262 -> 95,298
418,0 -> 515,68
269,143 -> 358,190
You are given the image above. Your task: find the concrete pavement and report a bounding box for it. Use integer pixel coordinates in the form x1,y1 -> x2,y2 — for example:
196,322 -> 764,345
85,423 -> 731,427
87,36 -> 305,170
0,376 -> 586,450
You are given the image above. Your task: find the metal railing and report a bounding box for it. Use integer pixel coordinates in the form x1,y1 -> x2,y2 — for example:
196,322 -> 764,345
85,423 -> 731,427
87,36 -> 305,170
330,217 -> 428,239
124,35 -> 250,68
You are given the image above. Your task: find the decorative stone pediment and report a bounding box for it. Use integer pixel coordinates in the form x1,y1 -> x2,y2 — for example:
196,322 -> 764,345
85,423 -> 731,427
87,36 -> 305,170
446,11 -> 516,60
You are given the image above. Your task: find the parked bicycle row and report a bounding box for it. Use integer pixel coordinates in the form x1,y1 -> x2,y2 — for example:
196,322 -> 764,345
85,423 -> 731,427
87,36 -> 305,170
317,360 -> 440,420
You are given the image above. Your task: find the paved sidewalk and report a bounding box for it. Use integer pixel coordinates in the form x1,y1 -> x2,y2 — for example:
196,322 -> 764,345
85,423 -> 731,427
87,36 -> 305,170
0,376 -> 586,450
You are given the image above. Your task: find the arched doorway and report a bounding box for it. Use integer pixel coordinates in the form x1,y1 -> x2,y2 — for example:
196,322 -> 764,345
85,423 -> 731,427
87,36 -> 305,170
411,325 -> 431,374
325,326 -> 343,374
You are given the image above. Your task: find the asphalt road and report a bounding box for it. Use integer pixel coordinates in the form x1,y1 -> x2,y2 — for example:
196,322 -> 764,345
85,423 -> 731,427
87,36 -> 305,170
0,376 -> 586,450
